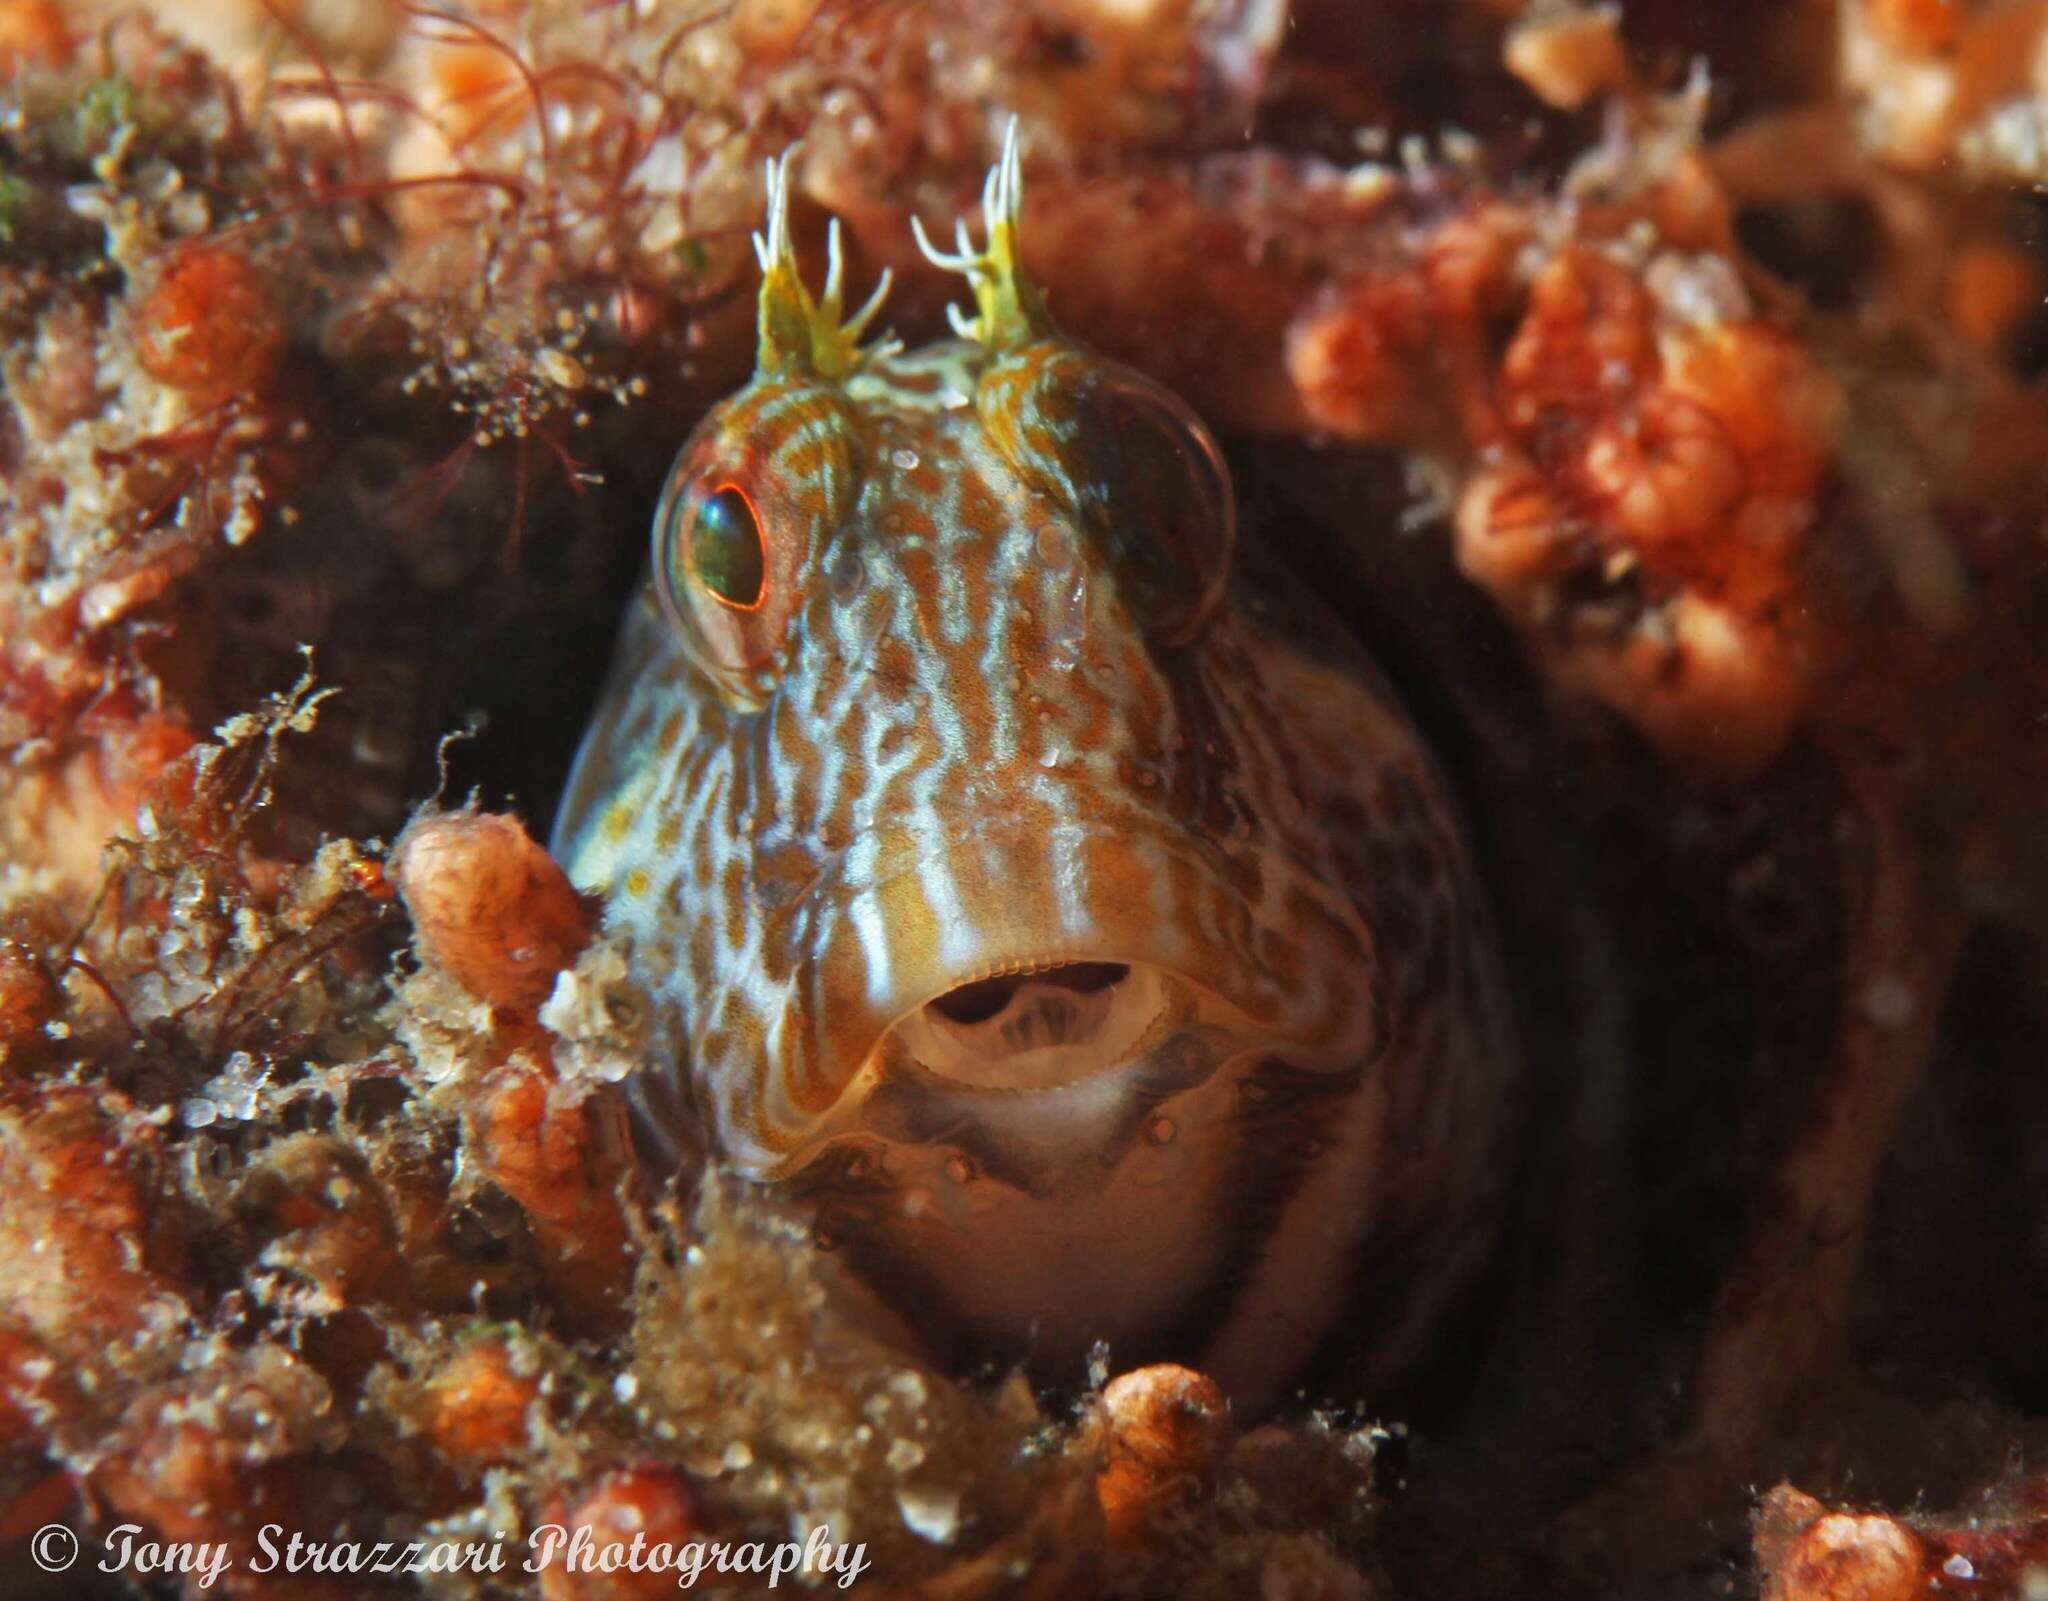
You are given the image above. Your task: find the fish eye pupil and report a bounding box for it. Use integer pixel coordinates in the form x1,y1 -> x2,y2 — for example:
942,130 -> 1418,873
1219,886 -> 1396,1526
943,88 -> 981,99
689,484 -> 767,609
1111,399 -> 1196,525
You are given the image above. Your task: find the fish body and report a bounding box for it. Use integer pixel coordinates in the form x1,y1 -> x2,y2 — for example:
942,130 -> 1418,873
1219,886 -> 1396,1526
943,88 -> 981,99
554,136 -> 1515,1407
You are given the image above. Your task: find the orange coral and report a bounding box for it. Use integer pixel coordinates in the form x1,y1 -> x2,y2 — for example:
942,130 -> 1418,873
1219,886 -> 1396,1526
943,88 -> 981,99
0,940 -> 58,1071
1504,6 -> 1628,111
1755,1482 -> 2048,1601
1755,1488 -> 1927,1601
391,811 -> 595,1015
1947,239 -> 2040,350
0,1085 -> 186,1358
133,246 -> 287,408
1840,0 -> 2048,176
242,1135 -> 406,1310
1090,1364 -> 1232,1547
418,1337 -> 542,1473
466,1057 -> 636,1326
536,1464 -> 704,1601
0,0 -> 69,77
92,1388 -> 354,1601
1456,248 -> 1843,774
1863,0 -> 1965,57
393,814 -> 598,1015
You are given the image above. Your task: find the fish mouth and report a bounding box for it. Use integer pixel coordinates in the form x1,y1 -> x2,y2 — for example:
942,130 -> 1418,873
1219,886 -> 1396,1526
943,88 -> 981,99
892,960 -> 1167,1091
713,808 -> 1384,1173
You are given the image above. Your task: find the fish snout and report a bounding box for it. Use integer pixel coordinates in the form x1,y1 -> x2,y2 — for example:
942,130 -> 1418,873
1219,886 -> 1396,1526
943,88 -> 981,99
717,811 -> 1383,1170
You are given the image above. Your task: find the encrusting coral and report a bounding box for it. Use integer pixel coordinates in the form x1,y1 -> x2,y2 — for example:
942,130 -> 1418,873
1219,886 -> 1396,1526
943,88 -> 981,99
1,683 -> 1393,1597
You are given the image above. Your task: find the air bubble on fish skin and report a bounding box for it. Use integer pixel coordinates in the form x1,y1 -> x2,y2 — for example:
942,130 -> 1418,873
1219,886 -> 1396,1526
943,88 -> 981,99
1034,524 -> 1074,568
890,447 -> 921,471
828,552 -> 867,599
1044,574 -> 1088,671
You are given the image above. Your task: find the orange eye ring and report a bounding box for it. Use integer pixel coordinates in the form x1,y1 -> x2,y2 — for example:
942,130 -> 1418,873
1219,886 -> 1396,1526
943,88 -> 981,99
685,479 -> 771,614
652,449 -> 803,702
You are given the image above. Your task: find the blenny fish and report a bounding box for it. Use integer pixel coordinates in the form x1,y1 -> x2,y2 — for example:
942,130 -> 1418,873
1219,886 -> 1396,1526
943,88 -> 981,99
554,129 -> 1517,1409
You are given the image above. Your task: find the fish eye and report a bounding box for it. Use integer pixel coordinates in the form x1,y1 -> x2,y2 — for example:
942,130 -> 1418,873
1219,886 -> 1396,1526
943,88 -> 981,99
652,455 -> 803,703
687,483 -> 768,611
1073,370 -> 1235,644
648,383 -> 857,706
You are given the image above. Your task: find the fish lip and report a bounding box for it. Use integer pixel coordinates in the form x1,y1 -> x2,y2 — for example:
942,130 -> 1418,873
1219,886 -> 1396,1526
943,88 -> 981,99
871,959 -> 1175,1103
701,803 -> 1383,1174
